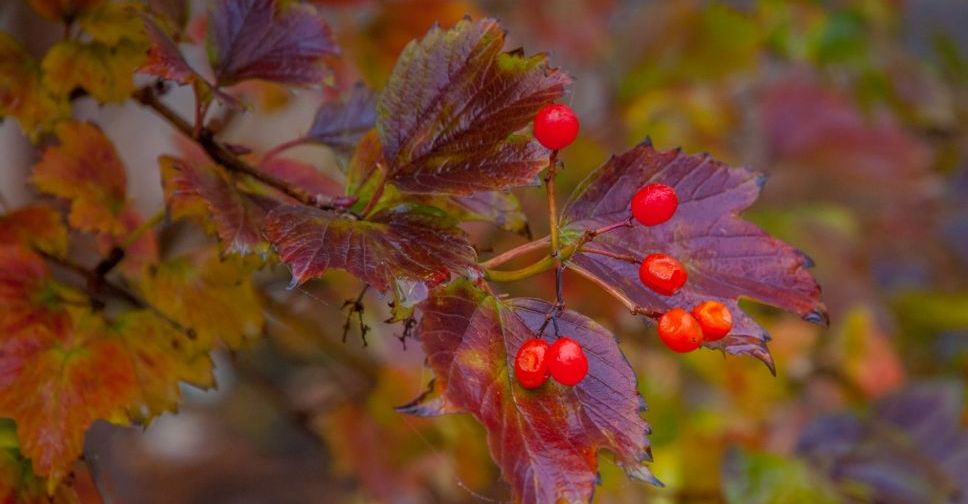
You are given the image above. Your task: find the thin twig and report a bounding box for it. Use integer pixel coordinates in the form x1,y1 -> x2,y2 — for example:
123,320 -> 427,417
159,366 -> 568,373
261,137 -> 309,164
341,285 -> 370,346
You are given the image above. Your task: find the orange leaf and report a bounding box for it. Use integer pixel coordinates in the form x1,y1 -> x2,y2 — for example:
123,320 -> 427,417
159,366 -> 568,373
0,205 -> 68,257
32,122 -> 127,235
0,322 -> 136,488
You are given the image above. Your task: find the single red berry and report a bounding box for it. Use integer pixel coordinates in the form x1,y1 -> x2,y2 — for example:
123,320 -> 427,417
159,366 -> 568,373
548,337 -> 589,386
691,300 -> 732,342
631,183 -> 678,226
658,308 -> 703,353
533,103 -> 580,150
514,338 -> 551,389
639,253 -> 687,295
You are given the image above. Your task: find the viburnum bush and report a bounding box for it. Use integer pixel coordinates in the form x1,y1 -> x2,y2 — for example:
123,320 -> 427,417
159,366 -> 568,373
0,0 -> 828,501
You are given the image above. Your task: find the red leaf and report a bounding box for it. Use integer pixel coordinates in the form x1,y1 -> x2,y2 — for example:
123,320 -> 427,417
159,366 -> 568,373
561,141 -> 826,370
0,205 -> 68,257
162,156 -> 269,256
140,16 -> 198,84
0,246 -> 69,338
264,204 -> 478,293
209,0 -> 338,87
377,18 -> 570,194
400,281 -> 658,503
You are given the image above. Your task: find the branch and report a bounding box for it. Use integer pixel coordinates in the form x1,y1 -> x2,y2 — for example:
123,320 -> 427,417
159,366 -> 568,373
38,250 -> 197,337
132,86 -> 353,214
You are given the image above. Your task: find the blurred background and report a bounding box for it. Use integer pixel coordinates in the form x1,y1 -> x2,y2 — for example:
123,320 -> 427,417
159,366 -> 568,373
2,0 -> 968,502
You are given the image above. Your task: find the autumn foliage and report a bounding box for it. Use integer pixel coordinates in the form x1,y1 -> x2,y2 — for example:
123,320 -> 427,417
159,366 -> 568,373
2,0 -> 966,502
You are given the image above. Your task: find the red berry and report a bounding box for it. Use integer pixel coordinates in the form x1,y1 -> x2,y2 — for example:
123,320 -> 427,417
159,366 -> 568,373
631,183 -> 678,226
639,253 -> 687,295
691,301 -> 732,342
514,338 -> 551,389
533,103 -> 580,150
548,337 -> 589,386
658,308 -> 702,353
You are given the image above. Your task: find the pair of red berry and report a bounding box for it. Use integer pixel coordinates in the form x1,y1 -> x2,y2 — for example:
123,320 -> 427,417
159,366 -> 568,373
514,337 -> 588,389
658,301 -> 733,352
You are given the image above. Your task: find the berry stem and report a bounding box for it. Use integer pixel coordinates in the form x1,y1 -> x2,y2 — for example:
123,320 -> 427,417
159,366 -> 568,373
583,217 -> 634,242
579,246 -> 640,264
567,262 -> 663,319
544,151 -> 565,335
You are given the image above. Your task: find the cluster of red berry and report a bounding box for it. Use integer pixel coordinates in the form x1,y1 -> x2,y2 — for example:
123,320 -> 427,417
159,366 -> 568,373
631,183 -> 734,353
515,104 -> 733,391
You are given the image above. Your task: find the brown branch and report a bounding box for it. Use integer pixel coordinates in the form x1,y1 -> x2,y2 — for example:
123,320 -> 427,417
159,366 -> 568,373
38,250 -> 196,338
132,86 -> 353,215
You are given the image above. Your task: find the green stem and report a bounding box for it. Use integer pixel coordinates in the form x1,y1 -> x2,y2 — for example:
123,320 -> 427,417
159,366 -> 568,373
484,243 -> 579,282
121,209 -> 165,249
484,255 -> 555,282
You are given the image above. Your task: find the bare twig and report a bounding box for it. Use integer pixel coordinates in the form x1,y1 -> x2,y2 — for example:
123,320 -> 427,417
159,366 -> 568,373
341,285 -> 370,346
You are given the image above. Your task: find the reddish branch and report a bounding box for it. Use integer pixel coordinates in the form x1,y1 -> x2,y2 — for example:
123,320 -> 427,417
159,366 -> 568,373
133,85 -> 352,214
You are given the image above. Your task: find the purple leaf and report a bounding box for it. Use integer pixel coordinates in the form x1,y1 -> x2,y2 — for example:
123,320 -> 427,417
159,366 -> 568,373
797,382 -> 968,504
264,203 -> 477,293
561,141 -> 826,370
400,280 -> 658,504
306,83 -> 377,153
377,18 -> 570,194
209,0 -> 338,87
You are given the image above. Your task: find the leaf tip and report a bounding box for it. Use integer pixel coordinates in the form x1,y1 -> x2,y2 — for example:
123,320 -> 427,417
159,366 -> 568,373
802,305 -> 830,327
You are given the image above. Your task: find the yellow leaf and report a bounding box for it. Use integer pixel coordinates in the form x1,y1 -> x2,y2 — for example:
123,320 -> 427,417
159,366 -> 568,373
111,311 -> 215,421
0,34 -> 69,141
140,251 -> 264,350
42,39 -> 146,103
78,1 -> 147,46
